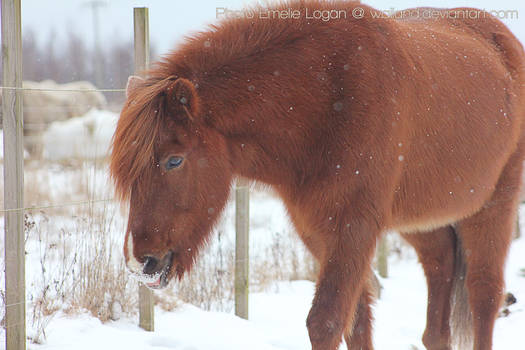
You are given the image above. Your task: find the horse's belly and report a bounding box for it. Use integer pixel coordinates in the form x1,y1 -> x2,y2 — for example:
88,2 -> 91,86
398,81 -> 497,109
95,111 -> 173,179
390,125 -> 517,233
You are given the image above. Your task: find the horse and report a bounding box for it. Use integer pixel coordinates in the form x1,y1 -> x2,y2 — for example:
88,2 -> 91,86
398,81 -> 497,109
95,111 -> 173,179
110,1 -> 525,349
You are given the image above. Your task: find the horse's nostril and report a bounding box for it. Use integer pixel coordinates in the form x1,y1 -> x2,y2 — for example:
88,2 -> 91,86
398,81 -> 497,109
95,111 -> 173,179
143,256 -> 159,275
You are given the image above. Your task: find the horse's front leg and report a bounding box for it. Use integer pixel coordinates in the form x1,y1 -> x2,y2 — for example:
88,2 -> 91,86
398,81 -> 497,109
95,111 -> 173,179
306,228 -> 378,350
344,276 -> 376,350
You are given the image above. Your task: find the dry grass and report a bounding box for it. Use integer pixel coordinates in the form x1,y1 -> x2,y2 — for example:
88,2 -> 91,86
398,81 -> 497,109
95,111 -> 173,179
68,202 -> 137,321
173,230 -> 235,311
1,159 -> 136,343
23,201 -> 136,343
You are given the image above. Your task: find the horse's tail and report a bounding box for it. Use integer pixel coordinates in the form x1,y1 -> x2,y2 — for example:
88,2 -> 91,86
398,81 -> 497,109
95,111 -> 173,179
450,228 -> 473,349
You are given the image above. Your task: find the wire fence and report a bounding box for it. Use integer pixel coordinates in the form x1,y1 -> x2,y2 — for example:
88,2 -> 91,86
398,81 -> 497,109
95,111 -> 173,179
1,100 -> 125,325
0,83 -> 125,215
0,86 -> 125,93
0,198 -> 114,214
1,8 -> 162,347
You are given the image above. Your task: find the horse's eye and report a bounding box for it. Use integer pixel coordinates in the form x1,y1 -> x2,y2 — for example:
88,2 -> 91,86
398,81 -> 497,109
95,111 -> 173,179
165,156 -> 184,170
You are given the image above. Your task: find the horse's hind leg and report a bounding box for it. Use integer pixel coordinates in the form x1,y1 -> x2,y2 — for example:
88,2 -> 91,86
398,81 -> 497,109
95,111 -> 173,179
401,227 -> 456,350
455,149 -> 523,350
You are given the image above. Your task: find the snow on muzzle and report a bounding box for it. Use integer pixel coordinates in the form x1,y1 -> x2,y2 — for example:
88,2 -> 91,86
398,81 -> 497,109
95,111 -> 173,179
125,233 -> 174,289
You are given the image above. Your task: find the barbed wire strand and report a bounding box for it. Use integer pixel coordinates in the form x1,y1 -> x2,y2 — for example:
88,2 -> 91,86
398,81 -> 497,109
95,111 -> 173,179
0,198 -> 114,214
4,300 -> 27,308
21,106 -> 120,110
0,86 -> 125,93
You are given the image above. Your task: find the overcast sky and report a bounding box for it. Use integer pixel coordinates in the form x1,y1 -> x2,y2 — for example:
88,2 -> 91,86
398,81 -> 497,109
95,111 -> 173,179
14,0 -> 525,61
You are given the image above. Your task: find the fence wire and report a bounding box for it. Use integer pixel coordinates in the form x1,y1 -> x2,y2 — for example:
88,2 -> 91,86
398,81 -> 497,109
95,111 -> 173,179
0,86 -> 125,93
0,198 -> 115,214
0,83 -> 124,213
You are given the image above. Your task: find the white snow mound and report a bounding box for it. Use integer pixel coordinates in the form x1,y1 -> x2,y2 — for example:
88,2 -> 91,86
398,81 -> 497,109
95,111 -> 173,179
42,109 -> 117,160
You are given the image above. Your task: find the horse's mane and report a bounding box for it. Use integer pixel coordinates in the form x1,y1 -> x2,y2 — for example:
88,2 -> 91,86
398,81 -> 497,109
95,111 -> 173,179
153,0 -> 361,78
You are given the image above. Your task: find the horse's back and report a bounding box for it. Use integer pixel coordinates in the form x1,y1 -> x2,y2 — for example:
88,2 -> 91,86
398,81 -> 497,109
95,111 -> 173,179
394,7 -> 525,79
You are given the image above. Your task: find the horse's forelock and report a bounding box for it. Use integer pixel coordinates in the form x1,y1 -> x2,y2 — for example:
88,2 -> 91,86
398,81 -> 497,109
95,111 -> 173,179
110,78 -> 171,202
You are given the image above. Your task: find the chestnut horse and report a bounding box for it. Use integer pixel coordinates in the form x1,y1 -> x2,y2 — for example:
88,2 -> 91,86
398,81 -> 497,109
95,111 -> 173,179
110,1 -> 525,349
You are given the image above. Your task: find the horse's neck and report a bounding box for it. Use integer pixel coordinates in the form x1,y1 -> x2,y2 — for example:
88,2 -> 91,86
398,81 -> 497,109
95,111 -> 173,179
224,128 -> 301,187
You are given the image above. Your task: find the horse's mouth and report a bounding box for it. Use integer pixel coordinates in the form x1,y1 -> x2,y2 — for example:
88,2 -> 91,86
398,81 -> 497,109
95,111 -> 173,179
138,251 -> 174,290
145,263 -> 171,289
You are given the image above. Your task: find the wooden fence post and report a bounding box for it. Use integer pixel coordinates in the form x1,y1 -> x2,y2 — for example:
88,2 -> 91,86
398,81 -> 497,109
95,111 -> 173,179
2,1 -> 26,349
133,7 -> 154,332
235,179 -> 249,319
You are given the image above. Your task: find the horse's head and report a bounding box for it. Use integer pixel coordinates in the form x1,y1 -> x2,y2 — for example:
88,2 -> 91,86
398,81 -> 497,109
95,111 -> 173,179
110,75 -> 233,288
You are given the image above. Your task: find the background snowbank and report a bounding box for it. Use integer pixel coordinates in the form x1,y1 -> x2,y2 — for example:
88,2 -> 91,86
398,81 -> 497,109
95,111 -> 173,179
42,109 -> 117,160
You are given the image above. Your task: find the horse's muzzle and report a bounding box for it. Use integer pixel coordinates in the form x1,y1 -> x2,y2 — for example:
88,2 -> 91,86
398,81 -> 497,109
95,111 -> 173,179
127,250 -> 174,289
144,251 -> 174,289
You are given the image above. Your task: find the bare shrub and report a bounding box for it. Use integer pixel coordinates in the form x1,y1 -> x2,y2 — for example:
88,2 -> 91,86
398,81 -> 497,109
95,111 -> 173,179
71,202 -> 137,321
26,213 -> 67,344
23,201 -> 136,344
166,221 -> 316,311
19,161 -> 136,343
251,230 -> 317,291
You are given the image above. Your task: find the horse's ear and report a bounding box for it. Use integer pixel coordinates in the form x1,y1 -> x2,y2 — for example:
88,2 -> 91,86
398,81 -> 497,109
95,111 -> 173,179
165,78 -> 200,122
126,75 -> 145,99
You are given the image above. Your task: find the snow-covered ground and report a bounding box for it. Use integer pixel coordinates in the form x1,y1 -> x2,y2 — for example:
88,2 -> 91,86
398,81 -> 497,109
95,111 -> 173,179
12,216 -> 524,350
